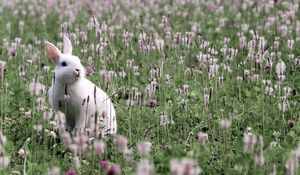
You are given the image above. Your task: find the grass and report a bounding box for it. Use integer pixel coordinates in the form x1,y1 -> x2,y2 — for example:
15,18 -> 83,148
0,0 -> 300,174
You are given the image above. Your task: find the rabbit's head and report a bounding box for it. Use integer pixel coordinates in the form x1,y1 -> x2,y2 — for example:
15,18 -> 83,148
45,36 -> 85,85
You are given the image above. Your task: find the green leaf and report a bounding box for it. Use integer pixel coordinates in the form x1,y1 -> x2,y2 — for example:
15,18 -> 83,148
245,90 -> 251,97
282,135 -> 295,149
253,86 -> 261,92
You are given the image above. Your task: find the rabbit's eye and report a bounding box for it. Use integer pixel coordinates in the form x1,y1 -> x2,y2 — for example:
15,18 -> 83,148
61,61 -> 67,67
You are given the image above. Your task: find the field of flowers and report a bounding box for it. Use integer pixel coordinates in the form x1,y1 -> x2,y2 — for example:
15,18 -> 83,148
0,0 -> 300,174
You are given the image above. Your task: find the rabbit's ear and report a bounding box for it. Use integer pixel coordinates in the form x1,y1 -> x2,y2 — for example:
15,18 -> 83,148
45,41 -> 61,63
63,36 -> 72,54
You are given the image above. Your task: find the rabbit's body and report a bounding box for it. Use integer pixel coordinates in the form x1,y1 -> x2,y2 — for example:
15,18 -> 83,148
49,77 -> 116,136
45,37 -> 116,137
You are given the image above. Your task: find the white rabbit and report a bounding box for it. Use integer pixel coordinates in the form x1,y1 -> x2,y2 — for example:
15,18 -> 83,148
45,36 -> 117,137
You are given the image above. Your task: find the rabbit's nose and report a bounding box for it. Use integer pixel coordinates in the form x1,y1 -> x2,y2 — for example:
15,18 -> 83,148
75,69 -> 80,77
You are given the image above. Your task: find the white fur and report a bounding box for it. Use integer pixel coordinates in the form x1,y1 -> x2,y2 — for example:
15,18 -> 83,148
45,37 -> 117,137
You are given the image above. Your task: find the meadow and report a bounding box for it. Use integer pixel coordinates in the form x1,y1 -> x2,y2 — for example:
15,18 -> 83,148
0,0 -> 300,174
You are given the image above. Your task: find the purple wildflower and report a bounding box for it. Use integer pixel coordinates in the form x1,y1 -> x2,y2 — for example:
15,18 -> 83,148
66,169 -> 77,175
288,119 -> 295,127
106,165 -> 121,175
86,64 -> 95,75
198,132 -> 208,144
100,160 -> 110,168
148,99 -> 157,107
